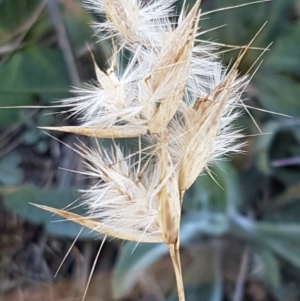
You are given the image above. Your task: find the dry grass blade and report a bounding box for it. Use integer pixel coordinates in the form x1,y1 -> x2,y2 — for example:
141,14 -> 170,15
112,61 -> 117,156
38,125 -> 148,138
31,204 -> 162,243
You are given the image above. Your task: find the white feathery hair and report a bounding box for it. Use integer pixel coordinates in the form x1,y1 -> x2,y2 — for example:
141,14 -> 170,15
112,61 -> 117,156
76,140 -> 162,240
41,0 -> 248,241
38,0 -> 260,300
84,0 -> 177,47
44,0 -> 250,242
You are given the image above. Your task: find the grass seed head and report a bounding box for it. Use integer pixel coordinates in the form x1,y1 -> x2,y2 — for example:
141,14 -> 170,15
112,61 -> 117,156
37,1 -> 263,300
44,0 -> 250,265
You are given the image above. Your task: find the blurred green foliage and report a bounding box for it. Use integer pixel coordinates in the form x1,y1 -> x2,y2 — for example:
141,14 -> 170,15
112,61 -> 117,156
1,185 -> 97,239
0,0 -> 300,300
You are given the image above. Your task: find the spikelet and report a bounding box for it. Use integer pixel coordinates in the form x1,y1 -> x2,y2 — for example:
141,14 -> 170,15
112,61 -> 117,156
84,0 -> 177,47
35,1 -> 262,300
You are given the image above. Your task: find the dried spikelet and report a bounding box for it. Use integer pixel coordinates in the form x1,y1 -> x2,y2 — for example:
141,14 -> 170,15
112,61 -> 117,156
33,1 -> 267,300
34,204 -> 162,243
74,141 -> 163,241
42,1 -> 202,135
148,0 -> 201,132
85,0 -> 176,47
58,51 -> 146,128
175,70 -> 243,191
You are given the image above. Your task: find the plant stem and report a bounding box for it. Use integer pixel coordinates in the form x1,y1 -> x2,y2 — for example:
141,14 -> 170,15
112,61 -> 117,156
168,242 -> 185,301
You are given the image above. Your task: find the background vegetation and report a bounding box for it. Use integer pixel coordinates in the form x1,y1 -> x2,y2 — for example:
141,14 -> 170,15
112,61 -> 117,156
0,0 -> 300,300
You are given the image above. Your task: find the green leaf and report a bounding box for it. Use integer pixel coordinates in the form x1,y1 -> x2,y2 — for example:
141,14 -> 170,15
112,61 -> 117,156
228,214 -> 300,289
197,0 -> 294,71
254,21 -> 300,117
254,121 -> 300,187
0,154 -> 23,186
22,129 -> 40,145
255,72 -> 300,117
265,187 -> 300,223
253,248 -> 281,295
260,21 -> 300,77
0,0 -> 40,41
227,213 -> 300,271
183,162 -> 241,213
1,185 -> 96,239
64,9 -> 94,50
254,222 -> 300,269
0,46 -> 71,127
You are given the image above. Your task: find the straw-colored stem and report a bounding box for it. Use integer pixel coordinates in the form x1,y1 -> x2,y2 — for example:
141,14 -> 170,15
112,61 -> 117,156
168,242 -> 185,301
